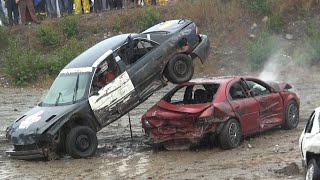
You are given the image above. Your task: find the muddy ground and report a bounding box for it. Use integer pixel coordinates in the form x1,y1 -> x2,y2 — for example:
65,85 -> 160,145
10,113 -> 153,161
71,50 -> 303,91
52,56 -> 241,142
1,65 -> 320,180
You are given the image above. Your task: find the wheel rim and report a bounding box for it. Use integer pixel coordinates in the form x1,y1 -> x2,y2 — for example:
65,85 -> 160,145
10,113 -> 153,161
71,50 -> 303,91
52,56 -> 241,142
306,163 -> 314,180
288,104 -> 299,126
174,60 -> 187,77
76,134 -> 90,152
228,122 -> 240,146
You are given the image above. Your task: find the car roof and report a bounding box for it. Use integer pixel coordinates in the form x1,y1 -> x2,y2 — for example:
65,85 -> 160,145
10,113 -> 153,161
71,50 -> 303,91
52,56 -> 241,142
64,33 -> 140,69
184,76 -> 237,85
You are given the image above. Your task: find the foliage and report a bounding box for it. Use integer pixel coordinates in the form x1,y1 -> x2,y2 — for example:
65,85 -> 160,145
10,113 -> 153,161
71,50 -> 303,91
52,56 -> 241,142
241,0 -> 272,15
0,26 -> 9,49
60,15 -> 80,37
36,25 -> 60,46
4,40 -> 46,84
48,38 -> 85,75
266,13 -> 284,32
305,23 -> 320,64
247,29 -> 276,70
138,7 -> 162,30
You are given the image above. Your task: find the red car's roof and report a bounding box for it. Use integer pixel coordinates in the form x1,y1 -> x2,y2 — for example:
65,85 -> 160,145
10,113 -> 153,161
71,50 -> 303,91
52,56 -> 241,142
181,76 -> 260,85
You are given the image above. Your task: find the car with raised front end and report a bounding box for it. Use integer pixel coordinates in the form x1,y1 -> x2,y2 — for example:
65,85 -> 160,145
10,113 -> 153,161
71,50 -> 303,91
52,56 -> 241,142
5,19 -> 210,160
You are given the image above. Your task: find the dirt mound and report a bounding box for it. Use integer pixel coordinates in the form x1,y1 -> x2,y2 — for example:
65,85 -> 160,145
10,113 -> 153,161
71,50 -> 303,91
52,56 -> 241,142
274,162 -> 300,176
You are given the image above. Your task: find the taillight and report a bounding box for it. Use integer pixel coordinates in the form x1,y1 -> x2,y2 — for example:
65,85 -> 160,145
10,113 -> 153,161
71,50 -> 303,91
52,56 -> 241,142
196,26 -> 200,35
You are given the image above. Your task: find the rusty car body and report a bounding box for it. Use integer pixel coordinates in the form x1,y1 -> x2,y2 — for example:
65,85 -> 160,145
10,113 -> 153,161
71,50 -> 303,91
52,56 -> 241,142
5,19 -> 210,160
299,107 -> 320,180
141,76 -> 300,150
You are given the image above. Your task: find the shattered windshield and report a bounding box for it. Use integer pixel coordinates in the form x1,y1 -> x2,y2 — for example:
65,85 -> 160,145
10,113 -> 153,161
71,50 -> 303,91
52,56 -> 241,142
41,68 -> 93,106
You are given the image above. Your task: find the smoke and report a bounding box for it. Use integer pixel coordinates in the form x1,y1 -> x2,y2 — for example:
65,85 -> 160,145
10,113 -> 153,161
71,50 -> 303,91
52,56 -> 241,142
258,51 -> 293,82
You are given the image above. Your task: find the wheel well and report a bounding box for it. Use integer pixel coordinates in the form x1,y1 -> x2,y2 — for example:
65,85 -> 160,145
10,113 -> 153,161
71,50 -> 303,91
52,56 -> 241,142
62,116 -> 97,135
306,152 -> 320,165
217,117 -> 241,134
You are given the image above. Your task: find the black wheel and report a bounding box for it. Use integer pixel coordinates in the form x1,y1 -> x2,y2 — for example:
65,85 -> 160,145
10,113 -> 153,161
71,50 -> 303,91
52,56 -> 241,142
306,159 -> 320,180
165,54 -> 194,84
219,119 -> 242,150
283,100 -> 299,130
66,126 -> 98,159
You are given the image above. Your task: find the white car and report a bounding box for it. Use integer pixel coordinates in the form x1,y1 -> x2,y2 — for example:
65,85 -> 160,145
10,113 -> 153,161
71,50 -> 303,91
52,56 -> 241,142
299,107 -> 320,180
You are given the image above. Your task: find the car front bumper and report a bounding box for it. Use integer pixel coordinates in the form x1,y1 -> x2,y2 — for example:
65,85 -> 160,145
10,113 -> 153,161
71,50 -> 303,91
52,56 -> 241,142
6,149 -> 45,160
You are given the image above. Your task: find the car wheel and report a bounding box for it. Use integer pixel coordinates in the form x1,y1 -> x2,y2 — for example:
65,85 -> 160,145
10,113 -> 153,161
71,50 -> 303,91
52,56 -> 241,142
283,100 -> 299,130
165,54 -> 194,84
306,159 -> 320,180
66,126 -> 98,159
219,119 -> 242,150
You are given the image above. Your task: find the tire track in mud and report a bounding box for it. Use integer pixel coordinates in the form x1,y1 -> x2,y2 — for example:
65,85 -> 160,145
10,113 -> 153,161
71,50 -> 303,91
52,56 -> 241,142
0,76 -> 318,179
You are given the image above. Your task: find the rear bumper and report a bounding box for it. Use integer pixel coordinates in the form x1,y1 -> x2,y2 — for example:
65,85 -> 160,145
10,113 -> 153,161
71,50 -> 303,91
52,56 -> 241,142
192,34 -> 210,64
6,149 -> 44,160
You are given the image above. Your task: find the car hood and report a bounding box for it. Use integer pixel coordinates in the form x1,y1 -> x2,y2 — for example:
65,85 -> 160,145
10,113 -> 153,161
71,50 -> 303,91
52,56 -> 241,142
267,81 -> 293,92
6,103 -> 79,145
144,100 -> 211,119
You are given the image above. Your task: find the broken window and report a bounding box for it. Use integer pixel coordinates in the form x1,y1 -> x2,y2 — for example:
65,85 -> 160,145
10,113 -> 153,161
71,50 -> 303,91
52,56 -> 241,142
305,111 -> 315,133
91,55 -> 121,92
245,80 -> 271,97
164,84 -> 219,105
230,82 -> 247,100
116,39 -> 158,65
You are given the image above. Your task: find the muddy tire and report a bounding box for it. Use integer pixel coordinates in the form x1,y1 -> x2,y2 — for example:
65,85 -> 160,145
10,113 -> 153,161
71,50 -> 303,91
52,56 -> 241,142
282,100 -> 299,130
306,159 -> 320,180
219,119 -> 242,150
165,54 -> 194,84
66,126 -> 98,159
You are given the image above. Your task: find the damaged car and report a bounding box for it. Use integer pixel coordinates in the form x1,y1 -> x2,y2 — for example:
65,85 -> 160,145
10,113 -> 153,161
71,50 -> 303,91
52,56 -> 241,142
141,76 -> 300,150
299,107 -> 320,180
5,19 -> 210,160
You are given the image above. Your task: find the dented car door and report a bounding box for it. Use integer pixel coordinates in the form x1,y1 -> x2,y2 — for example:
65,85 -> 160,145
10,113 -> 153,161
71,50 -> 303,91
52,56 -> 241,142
227,80 -> 260,134
89,53 -> 139,126
245,79 -> 284,130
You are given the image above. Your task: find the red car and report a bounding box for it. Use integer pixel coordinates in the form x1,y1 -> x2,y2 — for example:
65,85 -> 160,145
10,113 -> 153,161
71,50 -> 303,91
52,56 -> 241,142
141,76 -> 300,150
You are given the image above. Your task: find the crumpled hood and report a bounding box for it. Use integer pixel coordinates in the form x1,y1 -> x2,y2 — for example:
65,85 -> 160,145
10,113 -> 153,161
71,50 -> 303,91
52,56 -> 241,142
267,81 -> 293,92
7,103 -> 78,145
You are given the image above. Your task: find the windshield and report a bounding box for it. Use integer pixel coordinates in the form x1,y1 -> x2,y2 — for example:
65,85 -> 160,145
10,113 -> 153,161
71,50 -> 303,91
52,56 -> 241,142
42,68 -> 92,106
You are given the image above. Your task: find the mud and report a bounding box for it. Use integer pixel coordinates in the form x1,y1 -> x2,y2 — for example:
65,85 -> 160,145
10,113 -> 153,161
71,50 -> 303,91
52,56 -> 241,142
1,67 -> 319,179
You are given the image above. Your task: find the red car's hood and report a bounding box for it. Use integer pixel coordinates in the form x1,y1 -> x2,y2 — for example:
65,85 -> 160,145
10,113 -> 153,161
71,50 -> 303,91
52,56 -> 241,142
144,100 -> 211,120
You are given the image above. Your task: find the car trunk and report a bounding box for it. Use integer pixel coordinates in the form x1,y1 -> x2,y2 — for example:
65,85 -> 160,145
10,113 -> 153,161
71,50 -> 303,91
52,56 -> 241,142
143,100 -> 211,144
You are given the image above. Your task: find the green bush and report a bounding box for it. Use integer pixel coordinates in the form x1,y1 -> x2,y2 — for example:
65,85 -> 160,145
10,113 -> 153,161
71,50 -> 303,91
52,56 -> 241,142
241,0 -> 272,15
36,25 -> 60,46
267,13 -> 284,32
247,30 -> 276,70
138,7 -> 161,30
49,38 -> 85,75
0,26 -> 9,49
4,40 -> 46,84
60,15 -> 80,37
305,23 -> 320,64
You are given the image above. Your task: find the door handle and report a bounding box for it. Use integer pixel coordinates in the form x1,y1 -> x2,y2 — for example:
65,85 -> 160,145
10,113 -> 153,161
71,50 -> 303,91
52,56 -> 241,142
235,105 -> 240,109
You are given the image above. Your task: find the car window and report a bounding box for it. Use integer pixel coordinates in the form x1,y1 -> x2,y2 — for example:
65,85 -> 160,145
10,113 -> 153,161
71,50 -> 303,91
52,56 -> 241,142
245,80 -> 271,97
164,84 -> 219,104
91,54 -> 121,92
305,112 -> 315,133
229,82 -> 247,100
117,39 -> 158,65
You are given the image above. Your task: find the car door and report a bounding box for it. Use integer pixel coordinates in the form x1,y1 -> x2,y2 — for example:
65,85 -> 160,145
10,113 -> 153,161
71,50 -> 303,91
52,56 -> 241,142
244,79 -> 284,131
227,80 -> 260,134
88,52 -> 139,126
300,111 -> 320,162
117,37 -> 163,100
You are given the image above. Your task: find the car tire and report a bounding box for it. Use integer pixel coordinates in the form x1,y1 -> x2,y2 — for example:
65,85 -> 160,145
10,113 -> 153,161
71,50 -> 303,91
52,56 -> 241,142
219,119 -> 242,150
306,159 -> 320,180
282,100 -> 299,130
66,126 -> 98,159
165,54 -> 194,84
